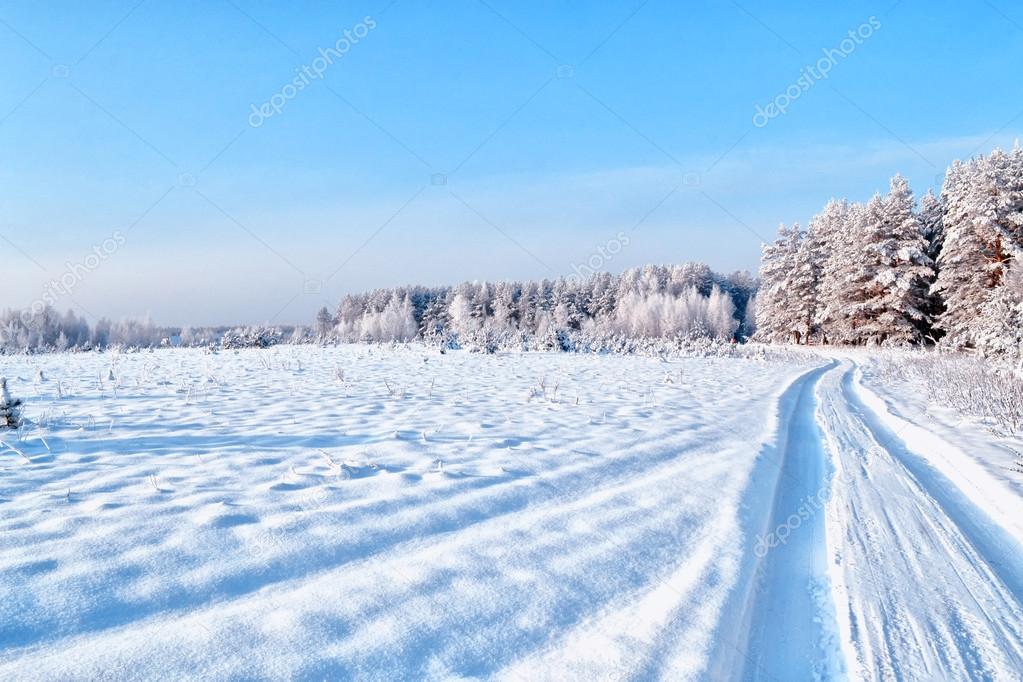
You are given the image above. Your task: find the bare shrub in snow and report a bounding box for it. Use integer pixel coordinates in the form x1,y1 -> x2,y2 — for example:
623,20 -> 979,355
876,352 -> 1023,436
220,327 -> 284,349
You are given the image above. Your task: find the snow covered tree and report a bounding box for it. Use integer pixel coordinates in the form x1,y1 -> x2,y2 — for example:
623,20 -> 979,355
974,265 -> 1023,360
934,150 -> 1023,346
743,293 -> 757,339
789,223 -> 823,343
856,175 -> 934,344
811,199 -> 854,343
813,177 -> 933,345
315,307 -> 333,339
707,285 -> 739,340
1,378 -> 23,429
755,224 -> 803,343
490,282 -> 519,334
377,294 -> 418,341
448,288 -> 480,343
588,271 -> 617,319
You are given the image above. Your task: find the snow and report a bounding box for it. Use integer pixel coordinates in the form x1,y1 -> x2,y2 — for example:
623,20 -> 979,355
1,345 -> 1021,680
815,355 -> 1023,678
857,363 -> 1023,550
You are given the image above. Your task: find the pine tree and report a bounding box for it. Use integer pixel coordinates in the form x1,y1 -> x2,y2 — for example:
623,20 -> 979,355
918,188 -> 946,337
934,151 -> 1023,346
974,265 -> 1023,359
789,223 -> 822,343
832,177 -> 933,344
755,224 -> 801,343
866,175 -> 934,344
0,378 -> 23,429
812,199 -> 854,344
833,196 -> 884,344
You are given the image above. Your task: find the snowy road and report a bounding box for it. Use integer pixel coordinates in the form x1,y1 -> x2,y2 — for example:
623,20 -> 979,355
738,361 -> 843,680
814,360 -> 1023,681
1,348 -> 1021,680
736,355 -> 1023,681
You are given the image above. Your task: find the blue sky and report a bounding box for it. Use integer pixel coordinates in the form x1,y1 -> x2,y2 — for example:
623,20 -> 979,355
2,1 -> 1022,326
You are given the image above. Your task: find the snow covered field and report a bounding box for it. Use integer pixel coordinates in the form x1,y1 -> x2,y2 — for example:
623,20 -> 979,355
1,346 -> 1021,680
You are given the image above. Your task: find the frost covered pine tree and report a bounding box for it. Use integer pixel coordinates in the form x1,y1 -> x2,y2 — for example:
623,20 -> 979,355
934,149 -> 1023,347
754,222 -> 820,344
789,223 -> 823,343
932,160 -> 980,346
918,188 -> 946,332
755,224 -> 802,343
820,196 -> 881,343
0,378 -> 23,429
818,176 -> 933,345
969,146 -> 1023,358
811,199 -> 854,344
863,175 -> 934,344
974,265 -> 1023,359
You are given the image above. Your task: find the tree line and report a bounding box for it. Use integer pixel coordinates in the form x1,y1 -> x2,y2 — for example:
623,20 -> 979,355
15,146 -> 1019,358
317,263 -> 758,352
0,306 -> 309,353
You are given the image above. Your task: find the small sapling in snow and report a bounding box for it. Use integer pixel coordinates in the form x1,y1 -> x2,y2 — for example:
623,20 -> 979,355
1,378 -> 23,429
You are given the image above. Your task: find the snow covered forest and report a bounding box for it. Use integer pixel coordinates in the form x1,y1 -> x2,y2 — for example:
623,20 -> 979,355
317,263 -> 757,351
8,145 -> 1023,361
756,145 -> 1023,360
1,265 -> 754,354
0,308 -> 310,354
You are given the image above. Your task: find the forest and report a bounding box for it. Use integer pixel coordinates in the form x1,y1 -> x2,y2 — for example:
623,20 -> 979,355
316,263 -> 757,352
5,145 -> 1021,359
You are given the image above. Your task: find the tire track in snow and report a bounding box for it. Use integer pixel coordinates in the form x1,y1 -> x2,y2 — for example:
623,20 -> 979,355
817,361 -> 1023,679
735,360 -> 844,680
848,368 -> 1023,598
696,360 -> 841,682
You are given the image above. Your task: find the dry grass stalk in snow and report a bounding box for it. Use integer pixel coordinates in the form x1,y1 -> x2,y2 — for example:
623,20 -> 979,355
876,352 -> 1023,436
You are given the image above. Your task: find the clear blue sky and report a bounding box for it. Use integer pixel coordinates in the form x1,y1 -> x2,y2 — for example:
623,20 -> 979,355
2,1 -> 1021,326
